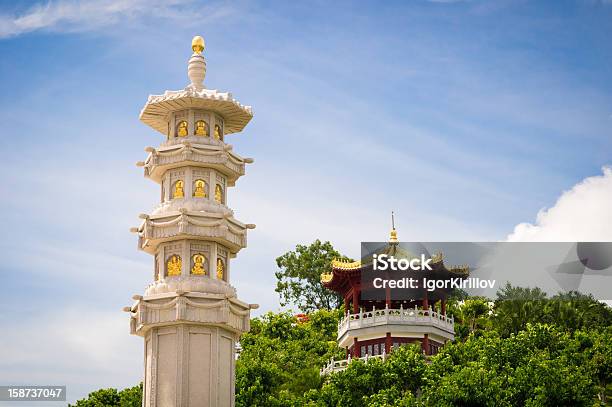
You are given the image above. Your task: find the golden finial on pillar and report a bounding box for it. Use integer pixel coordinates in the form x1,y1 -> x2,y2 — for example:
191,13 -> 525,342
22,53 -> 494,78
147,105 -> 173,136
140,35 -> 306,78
192,35 -> 205,54
188,35 -> 207,89
389,211 -> 398,243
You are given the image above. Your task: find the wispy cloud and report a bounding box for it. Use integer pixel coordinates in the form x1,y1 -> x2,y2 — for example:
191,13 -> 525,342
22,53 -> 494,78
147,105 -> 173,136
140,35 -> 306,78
0,0 -> 233,39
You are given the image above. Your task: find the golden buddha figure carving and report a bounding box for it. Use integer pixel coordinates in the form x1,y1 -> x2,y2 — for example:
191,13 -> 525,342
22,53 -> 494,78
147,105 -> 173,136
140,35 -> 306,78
195,120 -> 209,137
167,255 -> 182,276
191,254 -> 207,275
173,180 -> 185,199
193,179 -> 207,198
214,184 -> 223,204
177,120 -> 188,137
216,258 -> 225,280
214,124 -> 222,140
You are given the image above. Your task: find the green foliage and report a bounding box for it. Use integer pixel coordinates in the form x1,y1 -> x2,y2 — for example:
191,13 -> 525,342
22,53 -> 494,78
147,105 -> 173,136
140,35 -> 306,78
544,292 -> 612,331
364,388 -> 415,407
74,283 -> 611,407
304,344 -> 426,407
70,383 -> 142,407
496,282 -> 548,302
422,324 -> 596,407
300,323 -> 603,407
491,283 -> 612,337
449,297 -> 492,338
587,327 -> 612,405
235,309 -> 344,407
275,240 -> 351,311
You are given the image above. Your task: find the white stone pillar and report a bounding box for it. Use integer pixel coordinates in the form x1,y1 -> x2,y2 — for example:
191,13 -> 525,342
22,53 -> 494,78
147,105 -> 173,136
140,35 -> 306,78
128,35 -> 254,407
143,322 -> 239,406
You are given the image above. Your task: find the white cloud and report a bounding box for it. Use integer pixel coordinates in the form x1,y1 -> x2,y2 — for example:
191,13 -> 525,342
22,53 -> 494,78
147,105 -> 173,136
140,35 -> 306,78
0,0 -> 233,39
507,166 -> 612,241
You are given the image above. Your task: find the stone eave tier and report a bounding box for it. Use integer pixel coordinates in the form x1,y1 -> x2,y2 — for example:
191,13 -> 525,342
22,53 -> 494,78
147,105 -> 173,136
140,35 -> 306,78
134,209 -> 254,254
139,87 -> 253,135
126,291 -> 252,336
140,141 -> 249,185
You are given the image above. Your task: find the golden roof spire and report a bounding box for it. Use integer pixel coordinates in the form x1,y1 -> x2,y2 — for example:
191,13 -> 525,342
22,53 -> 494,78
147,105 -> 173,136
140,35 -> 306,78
192,35 -> 205,54
389,211 -> 398,243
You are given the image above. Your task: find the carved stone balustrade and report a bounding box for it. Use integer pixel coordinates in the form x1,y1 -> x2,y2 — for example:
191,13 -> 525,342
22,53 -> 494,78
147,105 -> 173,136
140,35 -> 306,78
337,306 -> 455,348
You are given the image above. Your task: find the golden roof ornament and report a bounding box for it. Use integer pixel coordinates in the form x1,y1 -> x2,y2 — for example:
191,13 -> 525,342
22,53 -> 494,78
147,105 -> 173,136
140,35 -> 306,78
192,35 -> 205,54
389,211 -> 399,243
188,35 -> 207,90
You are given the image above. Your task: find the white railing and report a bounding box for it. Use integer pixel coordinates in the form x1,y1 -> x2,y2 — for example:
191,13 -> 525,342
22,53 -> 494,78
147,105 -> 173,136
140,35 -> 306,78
320,352 -> 386,376
338,305 -> 454,338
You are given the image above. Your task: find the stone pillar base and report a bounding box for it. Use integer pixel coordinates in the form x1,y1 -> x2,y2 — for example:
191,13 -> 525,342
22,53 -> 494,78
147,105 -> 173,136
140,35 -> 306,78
143,324 -> 237,407
126,291 -> 253,407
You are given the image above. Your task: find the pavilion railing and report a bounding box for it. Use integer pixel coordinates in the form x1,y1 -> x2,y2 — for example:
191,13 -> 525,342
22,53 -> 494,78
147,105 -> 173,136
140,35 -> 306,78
320,352 -> 386,376
337,305 -> 454,338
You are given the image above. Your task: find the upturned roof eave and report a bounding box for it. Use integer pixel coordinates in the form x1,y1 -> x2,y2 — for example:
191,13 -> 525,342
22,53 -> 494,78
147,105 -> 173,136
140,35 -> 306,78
139,87 -> 253,136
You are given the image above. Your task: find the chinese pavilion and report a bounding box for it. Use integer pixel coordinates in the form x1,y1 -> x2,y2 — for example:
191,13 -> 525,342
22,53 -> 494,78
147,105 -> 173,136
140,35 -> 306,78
320,227 -> 468,374
124,36 -> 257,406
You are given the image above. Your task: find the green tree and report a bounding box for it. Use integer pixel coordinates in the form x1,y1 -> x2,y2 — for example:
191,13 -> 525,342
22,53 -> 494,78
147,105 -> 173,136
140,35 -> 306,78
495,283 -> 548,302
544,291 -> 612,331
454,297 -> 491,335
235,309 -> 344,406
588,328 -> 612,405
304,344 -> 426,407
70,285 -> 611,406
363,388 -> 415,407
275,240 -> 351,312
70,383 -> 142,407
116,384 -> 142,407
492,284 -> 612,337
422,324 -> 596,407
492,283 -> 548,337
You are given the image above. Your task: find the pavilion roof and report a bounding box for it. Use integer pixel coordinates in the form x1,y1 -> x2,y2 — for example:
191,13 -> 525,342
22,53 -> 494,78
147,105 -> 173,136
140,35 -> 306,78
321,241 -> 469,291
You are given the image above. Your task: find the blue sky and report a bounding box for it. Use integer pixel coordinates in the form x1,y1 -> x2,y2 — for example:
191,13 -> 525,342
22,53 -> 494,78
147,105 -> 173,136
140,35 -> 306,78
0,0 -> 611,403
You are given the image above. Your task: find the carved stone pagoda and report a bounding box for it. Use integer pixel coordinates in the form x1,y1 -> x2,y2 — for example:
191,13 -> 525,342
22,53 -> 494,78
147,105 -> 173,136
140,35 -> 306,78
124,35 -> 257,406
320,227 -> 468,374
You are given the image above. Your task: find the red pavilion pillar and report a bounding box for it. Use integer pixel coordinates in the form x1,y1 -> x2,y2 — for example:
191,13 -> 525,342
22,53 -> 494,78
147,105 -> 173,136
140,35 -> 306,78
422,333 -> 429,355
385,332 -> 392,354
385,286 -> 391,308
